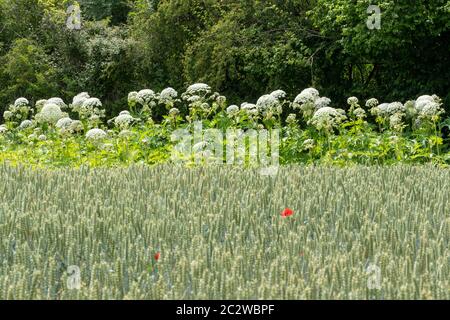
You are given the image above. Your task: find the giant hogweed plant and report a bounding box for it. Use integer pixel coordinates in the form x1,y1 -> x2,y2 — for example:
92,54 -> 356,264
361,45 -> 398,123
0,86 -> 449,168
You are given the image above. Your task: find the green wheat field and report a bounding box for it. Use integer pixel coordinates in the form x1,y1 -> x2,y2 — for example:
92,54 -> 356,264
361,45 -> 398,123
0,164 -> 449,299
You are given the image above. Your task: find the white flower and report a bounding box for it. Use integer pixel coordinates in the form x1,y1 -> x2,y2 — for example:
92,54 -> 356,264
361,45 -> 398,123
38,134 -> 47,141
36,103 -> 66,124
19,120 -> 34,130
286,113 -> 297,124
366,98 -> 379,108
69,120 -> 84,133
169,108 -> 180,116
47,97 -> 67,109
387,102 -> 405,115
294,88 -> 320,105
0,125 -> 8,134
3,111 -> 13,121
86,128 -> 107,141
371,103 -> 389,117
389,113 -> 404,131
314,97 -> 331,110
226,105 -> 239,115
187,95 -> 201,103
313,107 -> 340,118
159,87 -> 178,103
35,99 -> 48,112
415,95 -> 434,111
114,113 -> 134,128
118,130 -> 134,138
82,97 -> 102,110
347,97 -> 359,106
14,97 -> 29,107
185,83 -> 211,96
270,90 -> 287,100
120,110 -> 131,116
420,102 -> 444,118
56,117 -> 73,129
216,95 -> 226,105
72,92 -> 90,108
303,139 -> 315,150
354,108 -> 366,119
256,94 -> 279,112
241,103 -> 258,116
137,89 -> 156,105
128,91 -> 138,104
310,107 -> 346,130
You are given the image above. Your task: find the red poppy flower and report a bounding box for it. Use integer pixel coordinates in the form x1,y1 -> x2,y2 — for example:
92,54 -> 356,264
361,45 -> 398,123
281,208 -> 294,218
154,252 -> 160,261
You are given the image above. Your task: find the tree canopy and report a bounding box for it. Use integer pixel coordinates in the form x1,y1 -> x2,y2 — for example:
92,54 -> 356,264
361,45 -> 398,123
0,0 -> 448,116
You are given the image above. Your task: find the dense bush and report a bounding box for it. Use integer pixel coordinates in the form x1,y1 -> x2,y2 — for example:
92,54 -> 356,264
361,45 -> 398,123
0,0 -> 448,117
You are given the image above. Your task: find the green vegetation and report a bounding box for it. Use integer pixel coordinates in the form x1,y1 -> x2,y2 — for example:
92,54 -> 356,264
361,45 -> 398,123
0,165 -> 448,299
1,87 -> 449,167
0,0 -> 449,117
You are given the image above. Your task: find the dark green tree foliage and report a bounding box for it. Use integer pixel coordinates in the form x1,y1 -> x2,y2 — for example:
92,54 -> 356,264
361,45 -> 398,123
183,0 -> 316,102
129,0 -> 222,90
310,0 -> 450,106
0,0 -> 449,116
0,38 -> 58,105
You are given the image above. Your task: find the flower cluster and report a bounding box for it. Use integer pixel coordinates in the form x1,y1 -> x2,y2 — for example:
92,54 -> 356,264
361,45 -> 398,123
309,107 -> 347,132
3,98 -> 33,125
35,103 -> 68,125
293,88 -> 331,119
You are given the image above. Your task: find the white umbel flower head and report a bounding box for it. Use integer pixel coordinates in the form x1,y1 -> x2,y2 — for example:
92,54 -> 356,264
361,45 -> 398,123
35,99 -> 48,112
347,97 -> 359,106
185,83 -> 211,96
3,111 -> 13,121
56,117 -> 73,129
119,110 -> 131,116
387,102 -> 405,115
415,95 -> 434,111
47,97 -> 67,109
0,125 -> 8,134
420,101 -> 444,118
36,103 -> 66,124
137,89 -> 156,105
256,94 -> 278,112
159,87 -> 178,103
314,97 -> 331,110
69,120 -> 84,133
270,90 -> 287,100
82,97 -> 102,110
366,98 -> 379,109
294,88 -> 320,105
169,108 -> 180,116
371,103 -> 389,117
114,113 -> 134,128
286,113 -> 297,124
14,97 -> 29,107
86,128 -> 107,142
310,107 -> 346,131
19,120 -> 34,130
72,92 -> 90,109
241,103 -> 258,116
128,91 -> 138,104
303,139 -> 315,150
313,107 -> 340,118
226,105 -> 239,115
